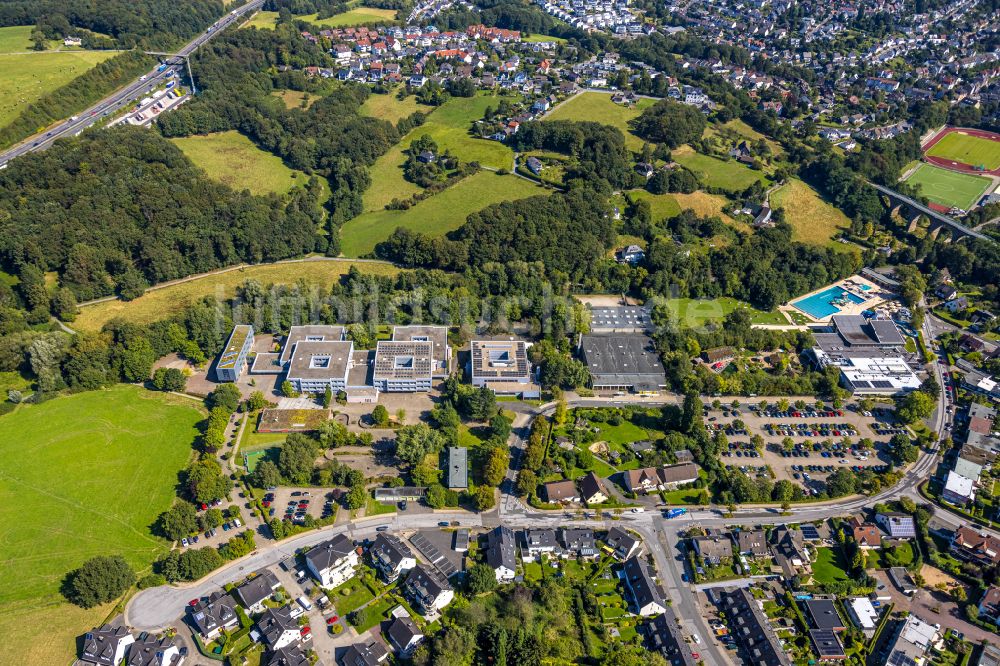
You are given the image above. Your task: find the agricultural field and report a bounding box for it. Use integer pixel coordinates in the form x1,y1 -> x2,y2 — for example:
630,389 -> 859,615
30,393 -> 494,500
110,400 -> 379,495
171,130 -> 307,196
360,89 -> 433,124
73,258 -> 398,331
543,91 -> 655,151
0,386 -> 203,666
363,93 -> 516,212
671,145 -> 770,192
902,163 -> 992,210
770,178 -> 853,248
663,297 -> 788,326
0,48 -> 117,128
926,131 -> 1000,171
341,170 -> 546,257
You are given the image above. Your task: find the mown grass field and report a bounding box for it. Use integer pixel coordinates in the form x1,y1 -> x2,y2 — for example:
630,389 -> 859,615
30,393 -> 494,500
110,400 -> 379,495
171,130 -> 306,196
770,178 -> 852,247
522,33 -> 568,43
705,118 -> 784,155
902,162 -> 992,210
543,91 -> 655,151
360,89 -> 433,124
0,386 -> 202,666
272,89 -> 322,110
672,145 -> 769,192
363,93 -> 513,212
663,297 -> 787,326
0,25 -> 38,52
624,189 -> 681,221
74,259 -> 399,331
342,170 -> 545,257
244,10 -> 280,28
0,49 -> 117,128
926,131 -> 1000,171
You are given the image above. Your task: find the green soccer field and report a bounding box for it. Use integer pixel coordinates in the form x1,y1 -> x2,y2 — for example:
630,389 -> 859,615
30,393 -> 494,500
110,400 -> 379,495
0,386 -> 202,664
927,132 -> 1000,171
903,163 -> 992,210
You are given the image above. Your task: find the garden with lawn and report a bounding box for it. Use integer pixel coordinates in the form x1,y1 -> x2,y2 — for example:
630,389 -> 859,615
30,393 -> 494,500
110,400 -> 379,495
811,547 -> 850,584
0,386 -> 204,666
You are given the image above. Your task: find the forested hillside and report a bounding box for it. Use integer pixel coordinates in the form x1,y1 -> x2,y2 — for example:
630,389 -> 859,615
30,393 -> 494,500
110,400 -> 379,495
0,128 -> 323,317
0,0 -> 225,49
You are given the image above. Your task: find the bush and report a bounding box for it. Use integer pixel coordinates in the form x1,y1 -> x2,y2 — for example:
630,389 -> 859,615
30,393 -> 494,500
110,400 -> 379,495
137,573 -> 166,589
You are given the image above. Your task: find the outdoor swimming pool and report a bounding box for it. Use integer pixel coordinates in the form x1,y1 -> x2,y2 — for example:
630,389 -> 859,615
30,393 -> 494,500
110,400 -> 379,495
792,286 -> 866,319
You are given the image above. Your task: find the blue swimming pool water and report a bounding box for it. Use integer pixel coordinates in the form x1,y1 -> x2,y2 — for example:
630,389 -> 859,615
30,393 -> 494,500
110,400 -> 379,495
792,286 -> 866,319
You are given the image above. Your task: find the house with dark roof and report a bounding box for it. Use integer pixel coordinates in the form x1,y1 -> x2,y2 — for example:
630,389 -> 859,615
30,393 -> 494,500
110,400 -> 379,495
692,532 -> 733,565
339,639 -> 389,666
559,528 -> 599,558
717,588 -> 791,665
386,615 -> 424,656
520,529 -> 558,561
580,472 -> 610,504
235,571 -> 281,613
369,533 -> 416,583
579,334 -> 667,394
621,556 -> 666,616
734,529 -> 768,558
189,592 -> 239,640
81,625 -> 135,666
403,564 -> 454,615
810,629 -> 846,660
266,645 -> 310,666
643,610 -> 697,665
485,525 -> 517,582
305,534 -> 359,588
256,605 -> 302,651
605,527 -> 641,560
805,599 -> 846,632
978,586 -> 1000,624
125,633 -> 182,666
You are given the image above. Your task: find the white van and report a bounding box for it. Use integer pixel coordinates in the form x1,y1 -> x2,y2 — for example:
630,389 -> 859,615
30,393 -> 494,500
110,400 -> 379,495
297,595 -> 313,611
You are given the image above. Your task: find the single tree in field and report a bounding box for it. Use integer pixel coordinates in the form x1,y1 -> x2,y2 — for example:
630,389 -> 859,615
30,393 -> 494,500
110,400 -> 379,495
64,556 -> 136,608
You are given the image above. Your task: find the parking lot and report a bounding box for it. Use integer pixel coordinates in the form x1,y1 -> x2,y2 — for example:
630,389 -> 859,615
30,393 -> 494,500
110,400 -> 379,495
705,404 -> 902,488
263,487 -> 337,524
180,497 -> 250,549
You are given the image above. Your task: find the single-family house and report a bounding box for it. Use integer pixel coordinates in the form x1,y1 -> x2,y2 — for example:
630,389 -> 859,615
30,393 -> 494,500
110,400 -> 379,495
485,525 -> 517,583
979,587 -> 1000,624
605,526 -> 641,560
81,625 -> 135,666
125,634 -> 182,666
543,479 -> 580,504
621,556 -> 666,616
386,614 -> 424,656
267,645 -> 310,666
692,532 -> 733,565
735,529 -> 769,558
304,535 -> 359,588
875,513 -> 916,539
339,639 -> 389,666
951,526 -> 1000,566
520,529 -> 558,561
235,571 -> 280,613
580,472 -> 610,505
852,523 -> 882,549
942,471 -> 976,505
256,605 -> 302,651
403,564 -> 454,615
189,592 -> 239,640
559,528 -> 599,558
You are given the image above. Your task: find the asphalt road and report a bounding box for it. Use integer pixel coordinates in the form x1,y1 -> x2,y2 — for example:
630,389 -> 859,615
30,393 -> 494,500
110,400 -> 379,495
0,0 -> 264,166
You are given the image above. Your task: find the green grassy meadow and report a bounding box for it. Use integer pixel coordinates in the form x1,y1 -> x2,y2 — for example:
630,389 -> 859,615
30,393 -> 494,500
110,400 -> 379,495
171,130 -> 306,196
360,89 -> 433,124
662,297 -> 788,326
769,178 -> 853,248
902,163 -> 992,210
0,386 -> 203,665
543,91 -> 655,151
672,145 -> 769,192
342,170 -> 546,256
244,7 -> 397,30
926,131 -> 1000,171
0,49 -> 117,128
811,547 -> 850,584
363,93 -> 514,212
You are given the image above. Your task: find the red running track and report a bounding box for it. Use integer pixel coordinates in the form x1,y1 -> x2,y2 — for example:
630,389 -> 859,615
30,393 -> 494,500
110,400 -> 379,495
920,126 -> 1000,177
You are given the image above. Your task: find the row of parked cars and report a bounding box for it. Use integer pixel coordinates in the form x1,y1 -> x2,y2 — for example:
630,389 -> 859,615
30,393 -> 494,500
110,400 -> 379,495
764,423 -> 858,437
180,518 -> 242,547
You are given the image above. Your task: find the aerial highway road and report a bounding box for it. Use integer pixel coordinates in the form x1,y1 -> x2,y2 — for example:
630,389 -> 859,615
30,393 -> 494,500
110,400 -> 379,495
0,0 -> 264,167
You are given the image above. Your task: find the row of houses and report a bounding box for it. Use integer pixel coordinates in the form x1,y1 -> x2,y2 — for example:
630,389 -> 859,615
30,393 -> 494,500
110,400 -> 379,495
943,403 -> 997,505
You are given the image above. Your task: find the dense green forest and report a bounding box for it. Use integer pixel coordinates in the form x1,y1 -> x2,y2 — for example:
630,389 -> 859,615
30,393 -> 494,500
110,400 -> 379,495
0,0 -> 225,49
158,25 -> 402,249
0,128 -> 323,314
508,120 -> 638,190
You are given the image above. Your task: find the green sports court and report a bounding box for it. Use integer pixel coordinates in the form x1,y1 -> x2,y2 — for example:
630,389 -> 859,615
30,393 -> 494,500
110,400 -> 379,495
903,163 -> 993,210
926,131 -> 1000,171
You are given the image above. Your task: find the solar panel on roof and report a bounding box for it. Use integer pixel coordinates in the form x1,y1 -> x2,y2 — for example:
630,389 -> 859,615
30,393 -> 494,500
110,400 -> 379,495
800,525 -> 820,540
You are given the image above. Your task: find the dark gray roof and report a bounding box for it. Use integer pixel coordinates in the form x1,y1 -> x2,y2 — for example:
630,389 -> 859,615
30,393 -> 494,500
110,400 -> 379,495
370,533 -> 414,570
579,471 -> 608,501
606,526 -> 639,556
622,556 -> 663,611
386,615 -> 422,652
588,306 -> 652,332
266,645 -> 311,666
305,534 -> 355,572
719,588 -> 791,665
805,599 -> 845,631
485,525 -> 517,571
446,447 -> 468,489
579,334 -> 667,390
235,571 -> 280,609
81,625 -> 131,666
256,605 -> 299,649
810,629 -> 846,658
559,528 -> 597,553
189,592 -> 238,637
339,640 -> 389,666
281,325 -> 346,365
645,610 -> 697,665
521,529 -> 558,550
126,634 -> 179,666
404,563 -> 452,602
